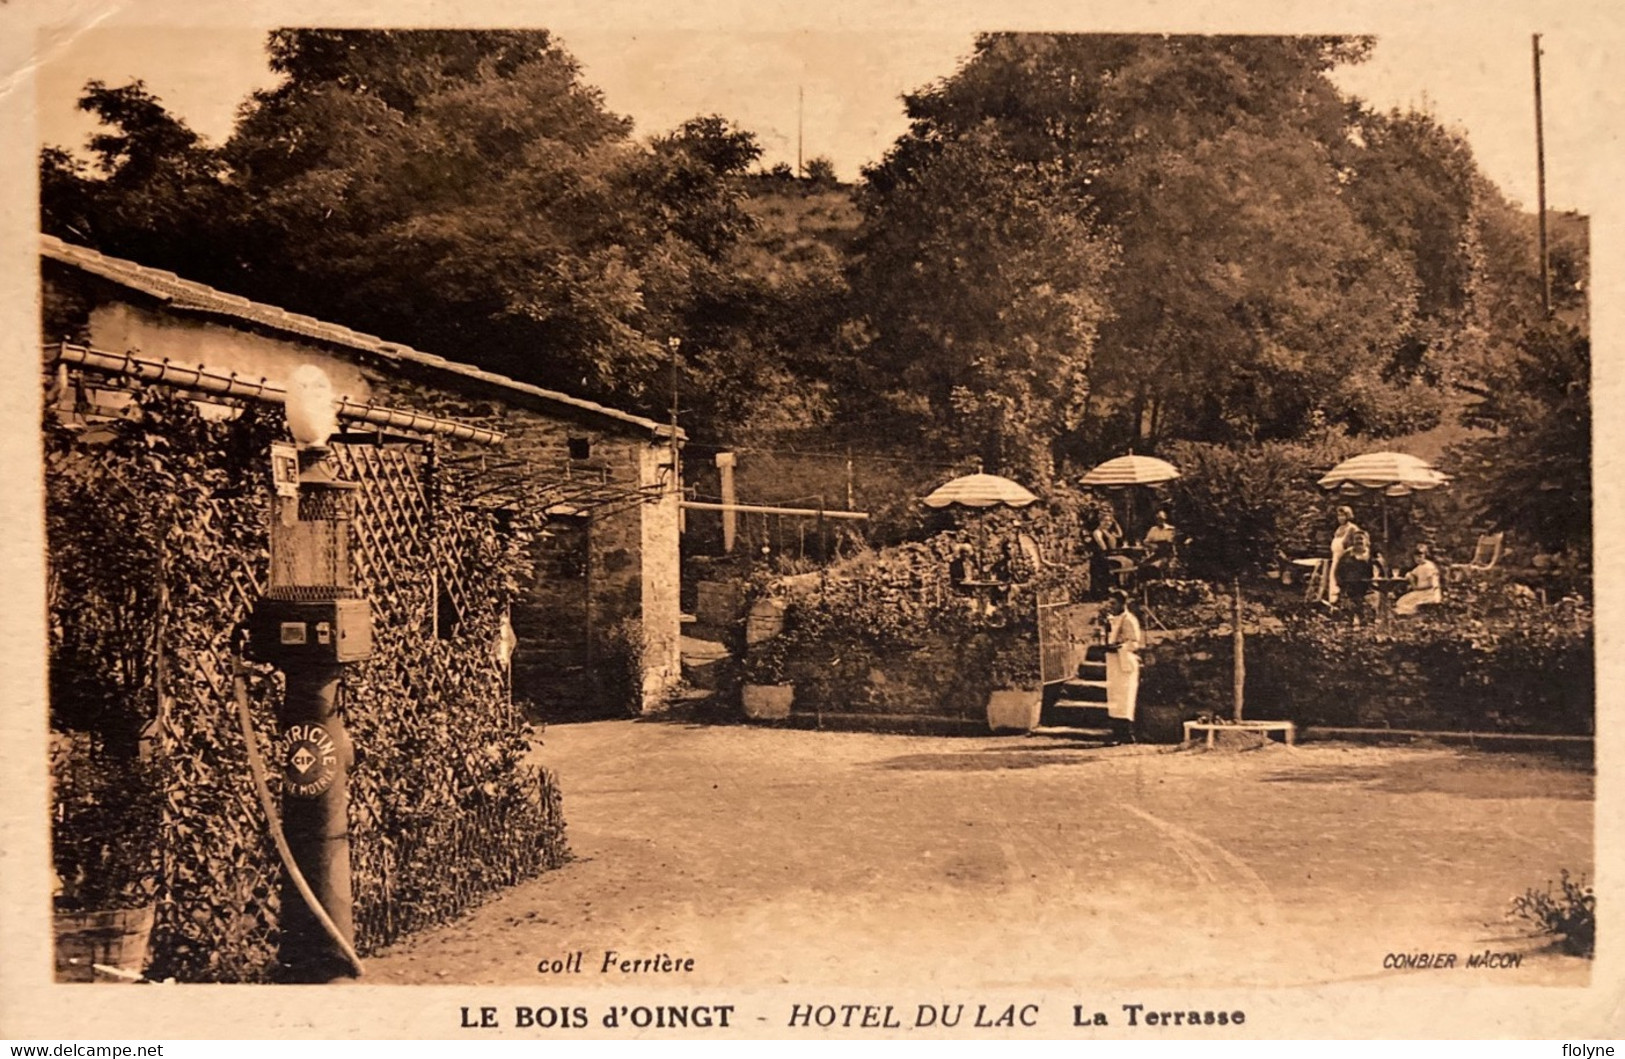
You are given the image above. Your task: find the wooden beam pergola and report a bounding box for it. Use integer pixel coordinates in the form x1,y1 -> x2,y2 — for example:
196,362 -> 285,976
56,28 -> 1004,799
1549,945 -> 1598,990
678,500 -> 869,521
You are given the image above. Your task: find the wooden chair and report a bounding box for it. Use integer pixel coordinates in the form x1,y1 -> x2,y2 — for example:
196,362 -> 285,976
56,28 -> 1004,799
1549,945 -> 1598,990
1465,532 -> 1505,571
1291,558 -> 1330,603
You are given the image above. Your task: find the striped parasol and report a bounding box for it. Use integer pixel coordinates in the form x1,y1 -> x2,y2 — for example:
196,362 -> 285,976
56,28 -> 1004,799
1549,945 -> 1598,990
1317,452 -> 1450,497
1079,454 -> 1182,487
1319,451 -> 1450,552
922,473 -> 1039,509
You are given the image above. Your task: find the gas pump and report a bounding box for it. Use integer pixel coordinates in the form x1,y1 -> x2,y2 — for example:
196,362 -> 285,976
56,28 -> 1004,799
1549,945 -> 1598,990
243,366 -> 373,982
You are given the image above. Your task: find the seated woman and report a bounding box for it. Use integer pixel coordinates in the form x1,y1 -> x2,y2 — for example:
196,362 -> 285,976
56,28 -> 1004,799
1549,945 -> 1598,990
1086,512 -> 1130,597
1394,543 -> 1444,616
948,543 -> 979,591
1092,511 -> 1125,554
948,543 -> 991,617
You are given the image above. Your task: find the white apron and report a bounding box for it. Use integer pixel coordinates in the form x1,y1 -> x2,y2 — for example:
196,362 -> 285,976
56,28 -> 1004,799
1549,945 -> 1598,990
1105,610 -> 1142,722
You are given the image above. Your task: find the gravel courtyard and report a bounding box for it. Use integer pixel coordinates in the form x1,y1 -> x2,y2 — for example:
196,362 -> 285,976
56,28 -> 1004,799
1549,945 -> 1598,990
363,721 -> 1593,989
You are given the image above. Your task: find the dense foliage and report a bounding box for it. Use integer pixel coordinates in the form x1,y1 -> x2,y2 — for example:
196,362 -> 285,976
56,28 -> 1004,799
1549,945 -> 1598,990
742,503 -> 1102,711
42,29 -> 1591,636
1449,321 -> 1591,559
46,389 -> 566,980
849,126 -> 1114,486
43,31 -> 765,417
845,34 -> 1546,470
1160,435 -> 1362,579
1509,870 -> 1595,958
43,30 -> 1585,497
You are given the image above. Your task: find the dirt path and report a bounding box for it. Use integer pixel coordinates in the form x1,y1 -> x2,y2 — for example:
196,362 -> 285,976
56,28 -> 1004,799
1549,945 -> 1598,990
363,722 -> 1593,989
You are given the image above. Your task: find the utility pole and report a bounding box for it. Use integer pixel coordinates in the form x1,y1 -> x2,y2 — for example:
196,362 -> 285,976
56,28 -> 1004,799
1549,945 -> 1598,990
1533,33 -> 1552,317
797,85 -> 804,178
669,336 -> 681,467
668,337 -> 682,532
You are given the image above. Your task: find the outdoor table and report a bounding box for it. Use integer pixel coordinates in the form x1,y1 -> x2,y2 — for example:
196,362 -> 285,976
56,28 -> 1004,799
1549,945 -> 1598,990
955,579 -> 1011,617
1369,575 -> 1410,626
1104,547 -> 1142,587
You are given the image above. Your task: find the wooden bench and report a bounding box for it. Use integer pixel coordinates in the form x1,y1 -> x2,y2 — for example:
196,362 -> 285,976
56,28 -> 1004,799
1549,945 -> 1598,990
1182,720 -> 1296,747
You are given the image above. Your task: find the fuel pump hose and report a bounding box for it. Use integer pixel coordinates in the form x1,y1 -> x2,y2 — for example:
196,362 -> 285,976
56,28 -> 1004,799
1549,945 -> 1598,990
231,658 -> 366,978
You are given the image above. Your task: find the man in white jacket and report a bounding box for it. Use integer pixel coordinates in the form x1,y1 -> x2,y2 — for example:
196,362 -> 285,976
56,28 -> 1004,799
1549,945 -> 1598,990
1103,589 -> 1142,733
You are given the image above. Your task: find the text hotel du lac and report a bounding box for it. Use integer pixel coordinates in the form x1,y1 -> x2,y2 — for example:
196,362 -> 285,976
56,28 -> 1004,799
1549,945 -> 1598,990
460,1001 -> 1247,1033
451,951 -> 1251,1032
455,945 -> 1550,1032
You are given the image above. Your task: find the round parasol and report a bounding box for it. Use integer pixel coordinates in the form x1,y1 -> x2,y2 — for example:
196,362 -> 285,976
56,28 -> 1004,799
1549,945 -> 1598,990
1318,451 -> 1450,553
1079,454 -> 1182,487
922,473 -> 1039,509
1079,454 -> 1181,540
1317,452 -> 1450,497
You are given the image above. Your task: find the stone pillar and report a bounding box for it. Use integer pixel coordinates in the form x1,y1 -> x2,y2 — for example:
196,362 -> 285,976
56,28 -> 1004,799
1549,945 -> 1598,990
715,451 -> 738,554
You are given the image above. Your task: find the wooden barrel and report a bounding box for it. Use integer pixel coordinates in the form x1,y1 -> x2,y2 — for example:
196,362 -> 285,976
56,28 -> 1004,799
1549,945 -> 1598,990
54,905 -> 154,982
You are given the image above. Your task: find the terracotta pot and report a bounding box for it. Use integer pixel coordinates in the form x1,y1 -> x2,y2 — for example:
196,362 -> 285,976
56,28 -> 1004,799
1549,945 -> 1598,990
741,683 -> 795,720
986,688 -> 1042,733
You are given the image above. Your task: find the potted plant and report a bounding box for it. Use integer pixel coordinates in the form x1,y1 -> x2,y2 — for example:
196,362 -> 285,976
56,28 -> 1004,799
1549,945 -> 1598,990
739,635 -> 795,721
985,632 -> 1043,733
51,736 -> 161,982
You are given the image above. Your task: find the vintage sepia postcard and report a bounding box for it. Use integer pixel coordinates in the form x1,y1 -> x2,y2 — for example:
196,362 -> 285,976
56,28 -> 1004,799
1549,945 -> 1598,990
1,0 -> 1621,1042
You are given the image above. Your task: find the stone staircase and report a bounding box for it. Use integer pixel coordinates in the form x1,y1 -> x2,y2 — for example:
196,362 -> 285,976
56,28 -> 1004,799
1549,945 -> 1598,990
1033,645 -> 1123,743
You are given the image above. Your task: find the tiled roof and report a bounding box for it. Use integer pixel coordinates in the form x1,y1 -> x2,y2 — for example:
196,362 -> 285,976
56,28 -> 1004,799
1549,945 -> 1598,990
41,233 -> 681,440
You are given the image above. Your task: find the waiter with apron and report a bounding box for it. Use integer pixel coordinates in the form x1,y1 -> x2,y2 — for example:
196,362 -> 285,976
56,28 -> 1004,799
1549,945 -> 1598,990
1103,588 -> 1142,735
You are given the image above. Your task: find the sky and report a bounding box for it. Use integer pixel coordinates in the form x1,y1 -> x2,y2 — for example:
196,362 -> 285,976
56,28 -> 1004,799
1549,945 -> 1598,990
27,20 -> 1609,214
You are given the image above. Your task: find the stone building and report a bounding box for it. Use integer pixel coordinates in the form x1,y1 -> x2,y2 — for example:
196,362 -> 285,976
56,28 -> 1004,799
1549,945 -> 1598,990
40,234 -> 683,715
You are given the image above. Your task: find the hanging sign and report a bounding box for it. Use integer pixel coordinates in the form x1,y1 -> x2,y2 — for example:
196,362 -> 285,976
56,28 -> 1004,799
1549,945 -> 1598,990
270,440 -> 301,499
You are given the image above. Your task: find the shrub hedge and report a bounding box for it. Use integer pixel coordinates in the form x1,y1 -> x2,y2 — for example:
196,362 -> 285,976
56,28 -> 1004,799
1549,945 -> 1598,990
742,517 -> 1592,737
1141,574 -> 1593,734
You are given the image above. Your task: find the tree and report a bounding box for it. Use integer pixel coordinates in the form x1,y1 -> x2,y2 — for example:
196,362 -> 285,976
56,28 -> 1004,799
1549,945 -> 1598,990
1339,109 -> 1482,373
803,156 -> 838,186
849,127 -> 1115,486
856,34 -> 1517,454
222,30 -> 711,401
1093,125 -> 1417,443
663,114 -> 763,176
41,32 -> 770,422
40,80 -> 238,276
1449,321 -> 1590,557
1164,438 -> 1354,577
1163,437 -> 1352,719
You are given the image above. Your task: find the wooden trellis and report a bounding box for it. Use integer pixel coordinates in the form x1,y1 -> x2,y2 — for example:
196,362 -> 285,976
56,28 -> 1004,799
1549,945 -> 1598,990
331,441 -> 483,637
333,443 -> 435,628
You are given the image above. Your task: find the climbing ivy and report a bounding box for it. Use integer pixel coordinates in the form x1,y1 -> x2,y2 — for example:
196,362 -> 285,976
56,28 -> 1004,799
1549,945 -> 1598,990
46,385 -> 566,981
